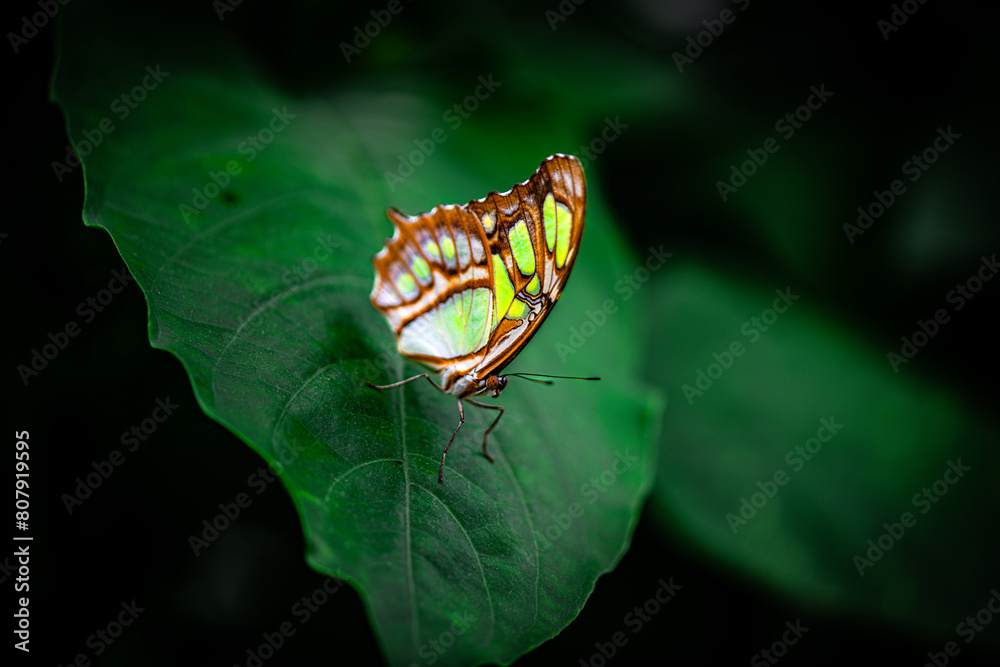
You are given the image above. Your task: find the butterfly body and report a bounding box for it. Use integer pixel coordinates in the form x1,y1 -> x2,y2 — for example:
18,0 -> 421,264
367,154 -> 588,481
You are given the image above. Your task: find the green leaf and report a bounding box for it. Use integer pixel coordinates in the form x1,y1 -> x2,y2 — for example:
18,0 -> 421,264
53,4 -> 660,665
646,262 -> 999,644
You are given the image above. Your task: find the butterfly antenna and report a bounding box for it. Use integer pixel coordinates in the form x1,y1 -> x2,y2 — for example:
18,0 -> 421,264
506,373 -> 601,385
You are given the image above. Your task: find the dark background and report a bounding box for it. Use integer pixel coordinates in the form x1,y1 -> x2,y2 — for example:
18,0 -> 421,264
5,0 -> 999,665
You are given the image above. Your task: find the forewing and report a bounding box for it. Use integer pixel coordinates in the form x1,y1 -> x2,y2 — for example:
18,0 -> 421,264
464,154 -> 587,379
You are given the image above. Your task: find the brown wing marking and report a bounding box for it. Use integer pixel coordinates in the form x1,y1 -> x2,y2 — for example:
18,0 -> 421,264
466,154 -> 587,379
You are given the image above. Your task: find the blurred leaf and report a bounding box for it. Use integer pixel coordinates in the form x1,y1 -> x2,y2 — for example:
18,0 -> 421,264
645,262 -> 999,645
53,4 -> 660,665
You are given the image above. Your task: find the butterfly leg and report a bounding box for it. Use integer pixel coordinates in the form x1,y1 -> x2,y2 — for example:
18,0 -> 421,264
465,399 -> 503,464
366,374 -> 458,482
439,399 -> 466,484
364,373 -> 446,393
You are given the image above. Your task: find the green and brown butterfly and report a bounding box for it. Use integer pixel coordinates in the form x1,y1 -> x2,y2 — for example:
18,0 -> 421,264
366,154 -> 598,482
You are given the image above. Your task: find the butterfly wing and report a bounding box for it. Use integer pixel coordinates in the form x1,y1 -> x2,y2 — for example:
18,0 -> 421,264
465,154 -> 587,380
370,200 -> 496,390
370,154 -> 586,389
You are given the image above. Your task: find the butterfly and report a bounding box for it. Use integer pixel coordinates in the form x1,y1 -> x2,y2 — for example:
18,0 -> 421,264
366,154 -> 597,482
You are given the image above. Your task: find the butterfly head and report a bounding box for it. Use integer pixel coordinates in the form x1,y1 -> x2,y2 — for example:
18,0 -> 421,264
484,374 -> 508,398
